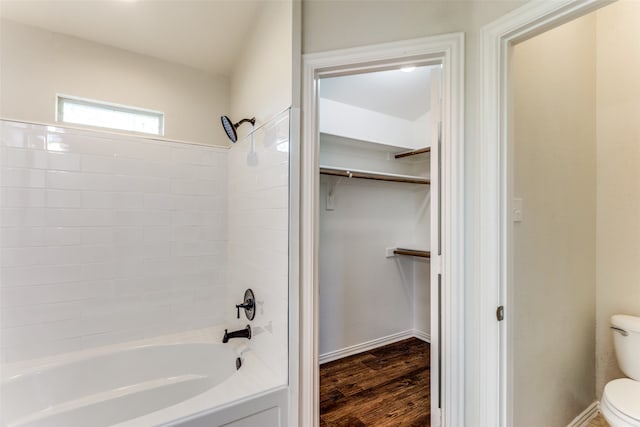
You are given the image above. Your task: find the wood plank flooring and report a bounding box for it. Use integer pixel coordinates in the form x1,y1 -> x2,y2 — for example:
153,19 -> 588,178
586,413 -> 611,427
320,338 -> 430,426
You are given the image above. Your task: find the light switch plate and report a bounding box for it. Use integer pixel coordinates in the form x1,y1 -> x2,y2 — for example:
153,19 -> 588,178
513,198 -> 523,222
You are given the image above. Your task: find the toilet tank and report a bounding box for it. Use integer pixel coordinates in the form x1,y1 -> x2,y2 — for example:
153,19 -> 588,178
611,314 -> 640,381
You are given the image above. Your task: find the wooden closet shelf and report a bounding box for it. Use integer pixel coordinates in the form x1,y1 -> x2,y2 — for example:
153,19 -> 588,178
393,248 -> 431,258
394,147 -> 431,159
320,167 -> 430,185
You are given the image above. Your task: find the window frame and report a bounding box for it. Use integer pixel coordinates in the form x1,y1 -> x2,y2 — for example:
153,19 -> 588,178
56,94 -> 165,136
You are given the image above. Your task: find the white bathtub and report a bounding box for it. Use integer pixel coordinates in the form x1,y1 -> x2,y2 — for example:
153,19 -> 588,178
0,328 -> 286,427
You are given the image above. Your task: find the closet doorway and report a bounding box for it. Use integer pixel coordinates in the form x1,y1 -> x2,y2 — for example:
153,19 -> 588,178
300,34 -> 465,427
318,64 -> 438,426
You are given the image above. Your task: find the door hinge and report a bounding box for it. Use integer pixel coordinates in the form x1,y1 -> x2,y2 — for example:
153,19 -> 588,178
432,255 -> 442,276
497,305 -> 505,321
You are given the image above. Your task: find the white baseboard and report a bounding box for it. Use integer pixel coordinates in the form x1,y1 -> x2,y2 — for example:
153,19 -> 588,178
412,329 -> 431,343
319,329 -> 431,364
567,401 -> 599,427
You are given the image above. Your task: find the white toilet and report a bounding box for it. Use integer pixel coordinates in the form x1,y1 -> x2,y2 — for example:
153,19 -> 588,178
601,314 -> 640,427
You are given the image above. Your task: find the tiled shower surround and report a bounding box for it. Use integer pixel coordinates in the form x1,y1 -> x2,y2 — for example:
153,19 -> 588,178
0,121 -> 231,363
227,110 -> 290,381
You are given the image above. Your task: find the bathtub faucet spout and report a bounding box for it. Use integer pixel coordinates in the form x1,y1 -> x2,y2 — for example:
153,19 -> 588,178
222,325 -> 251,343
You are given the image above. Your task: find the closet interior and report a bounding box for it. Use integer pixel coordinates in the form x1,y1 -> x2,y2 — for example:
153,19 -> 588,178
318,65 -> 438,425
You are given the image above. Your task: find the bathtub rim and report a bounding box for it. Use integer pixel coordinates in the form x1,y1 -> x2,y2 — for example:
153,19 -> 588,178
0,325 -> 242,381
1,325 -> 286,427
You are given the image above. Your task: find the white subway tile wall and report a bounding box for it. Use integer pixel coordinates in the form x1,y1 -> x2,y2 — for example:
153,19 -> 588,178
227,110 -> 289,382
0,121 -> 228,363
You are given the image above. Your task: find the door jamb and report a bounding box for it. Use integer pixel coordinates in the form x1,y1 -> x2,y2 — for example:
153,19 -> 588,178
478,1 -> 615,425
300,33 -> 465,427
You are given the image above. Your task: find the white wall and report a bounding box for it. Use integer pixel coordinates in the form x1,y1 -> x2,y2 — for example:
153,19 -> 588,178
319,134 -> 429,178
0,19 -> 230,146
230,1 -> 293,141
302,1 -> 527,422
318,134 -> 430,357
0,120 -> 228,363
595,0 -> 640,397
413,258 -> 431,339
227,110 -> 290,384
511,14 -> 596,427
319,177 -> 430,356
319,98 -> 430,149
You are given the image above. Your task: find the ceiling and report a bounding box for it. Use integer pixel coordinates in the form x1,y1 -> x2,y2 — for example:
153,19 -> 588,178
319,66 -> 434,121
0,0 -> 263,76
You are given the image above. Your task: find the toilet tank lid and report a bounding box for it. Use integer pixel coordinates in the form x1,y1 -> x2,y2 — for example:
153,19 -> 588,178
611,315 -> 640,333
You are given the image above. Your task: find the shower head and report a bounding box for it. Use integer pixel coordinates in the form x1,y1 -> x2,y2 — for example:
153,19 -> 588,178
220,116 -> 256,143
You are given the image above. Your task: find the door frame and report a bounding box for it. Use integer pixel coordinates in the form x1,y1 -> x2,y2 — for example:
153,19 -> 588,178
299,33 -> 464,427
478,0 -> 614,425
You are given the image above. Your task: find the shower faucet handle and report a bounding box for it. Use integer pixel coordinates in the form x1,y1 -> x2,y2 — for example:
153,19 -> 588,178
235,300 -> 254,319
235,289 -> 256,320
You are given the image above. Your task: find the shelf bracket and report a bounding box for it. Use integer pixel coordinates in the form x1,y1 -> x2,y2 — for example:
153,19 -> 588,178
394,147 -> 431,159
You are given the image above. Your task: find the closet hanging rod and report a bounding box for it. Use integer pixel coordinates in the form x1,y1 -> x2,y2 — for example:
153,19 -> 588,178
394,147 -> 431,159
319,167 -> 430,185
393,248 -> 431,258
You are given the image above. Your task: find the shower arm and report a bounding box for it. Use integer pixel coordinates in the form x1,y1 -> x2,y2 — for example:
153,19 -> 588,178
234,118 -> 256,129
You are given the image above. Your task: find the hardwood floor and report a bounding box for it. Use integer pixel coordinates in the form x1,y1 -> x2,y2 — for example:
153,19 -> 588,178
320,338 -> 430,426
586,413 -> 611,427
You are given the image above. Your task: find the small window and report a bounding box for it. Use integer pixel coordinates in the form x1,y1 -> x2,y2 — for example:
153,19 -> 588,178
56,95 -> 164,136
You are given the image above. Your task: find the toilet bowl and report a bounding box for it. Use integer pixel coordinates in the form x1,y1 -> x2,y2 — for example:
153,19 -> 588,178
602,315 -> 640,427
601,378 -> 640,426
